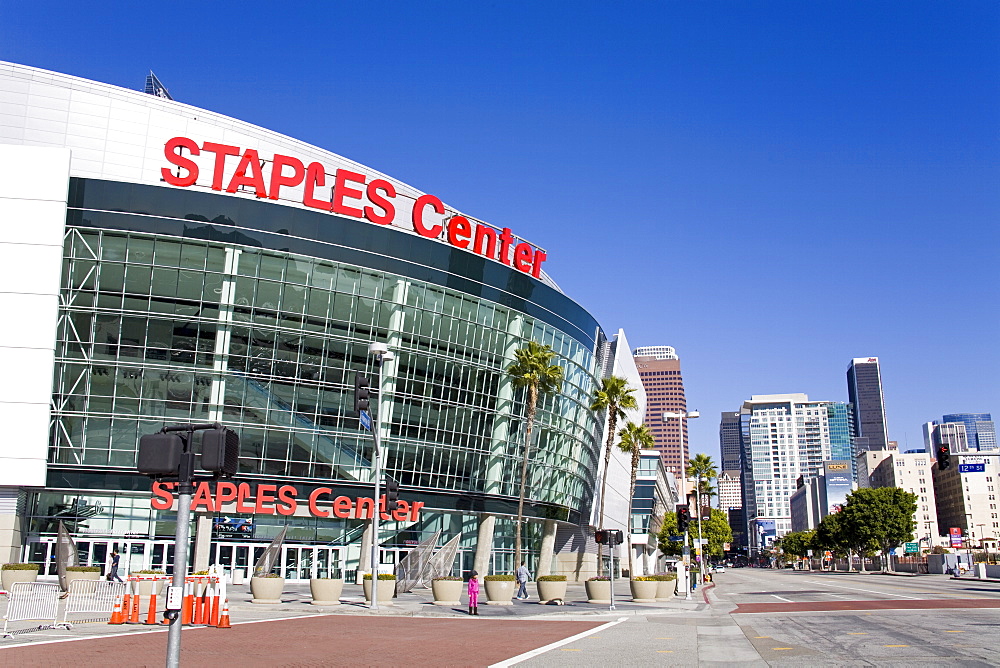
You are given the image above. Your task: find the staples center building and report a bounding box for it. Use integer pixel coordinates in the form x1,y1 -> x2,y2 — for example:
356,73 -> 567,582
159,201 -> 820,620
0,62 -> 606,581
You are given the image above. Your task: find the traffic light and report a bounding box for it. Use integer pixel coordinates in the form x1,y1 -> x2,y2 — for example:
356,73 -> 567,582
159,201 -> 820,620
676,504 -> 691,532
938,444 -> 951,470
137,432 -> 184,475
594,529 -> 608,544
354,374 -> 370,413
609,529 -> 624,546
201,427 -> 240,476
385,475 -> 400,512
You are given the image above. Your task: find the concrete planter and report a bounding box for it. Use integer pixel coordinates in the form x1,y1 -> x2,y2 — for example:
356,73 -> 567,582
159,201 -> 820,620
132,577 -> 164,597
431,579 -> 463,605
655,578 -> 676,601
310,578 -> 343,605
250,576 -> 285,603
630,579 -> 658,602
363,579 -> 395,605
2,568 -> 39,591
585,579 -> 611,604
484,579 -> 515,605
536,579 -> 567,604
65,570 -> 101,589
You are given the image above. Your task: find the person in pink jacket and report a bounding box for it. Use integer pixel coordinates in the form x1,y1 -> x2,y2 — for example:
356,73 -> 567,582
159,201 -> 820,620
468,570 -> 480,615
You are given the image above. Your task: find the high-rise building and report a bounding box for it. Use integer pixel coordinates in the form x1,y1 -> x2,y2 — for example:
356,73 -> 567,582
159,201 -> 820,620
924,421 -> 969,455
717,470 -> 742,511
858,450 -> 941,547
633,346 -> 689,477
933,458 -> 1000,547
737,393 -> 855,547
720,411 -> 742,471
942,414 -> 996,452
847,357 -> 889,452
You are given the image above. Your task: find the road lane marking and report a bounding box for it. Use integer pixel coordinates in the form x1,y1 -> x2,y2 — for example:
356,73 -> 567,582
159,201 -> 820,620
488,616 -> 628,668
802,580 -> 920,599
945,630 -> 964,633
560,649 -> 581,652
771,594 -> 793,602
772,647 -> 794,650
754,636 -> 771,639
657,650 -> 674,653
884,645 -> 909,647
655,637 -> 673,639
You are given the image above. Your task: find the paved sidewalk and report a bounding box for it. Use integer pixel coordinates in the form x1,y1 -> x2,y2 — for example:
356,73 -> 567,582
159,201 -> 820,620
0,580 -> 706,648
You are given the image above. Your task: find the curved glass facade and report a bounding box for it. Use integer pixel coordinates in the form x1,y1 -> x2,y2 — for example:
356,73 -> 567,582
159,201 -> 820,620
32,178 -> 606,574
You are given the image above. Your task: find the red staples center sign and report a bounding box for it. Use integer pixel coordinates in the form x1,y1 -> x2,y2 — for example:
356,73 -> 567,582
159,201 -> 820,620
151,481 -> 425,522
161,137 -> 548,278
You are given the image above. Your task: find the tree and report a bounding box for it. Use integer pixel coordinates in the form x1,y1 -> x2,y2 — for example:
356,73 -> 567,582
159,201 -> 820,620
686,454 -> 718,507
618,421 -> 654,577
776,530 -> 816,562
658,508 -> 732,558
590,376 -> 638,563
506,341 -> 564,567
838,487 -> 917,572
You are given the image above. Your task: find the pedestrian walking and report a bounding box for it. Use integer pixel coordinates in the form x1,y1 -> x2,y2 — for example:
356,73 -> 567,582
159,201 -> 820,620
108,550 -> 123,582
467,570 -> 480,615
515,561 -> 531,599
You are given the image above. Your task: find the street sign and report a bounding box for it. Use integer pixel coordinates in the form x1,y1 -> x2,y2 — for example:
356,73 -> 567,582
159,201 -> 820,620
904,542 -> 919,553
959,463 -> 986,473
668,535 -> 685,542
359,410 -> 372,432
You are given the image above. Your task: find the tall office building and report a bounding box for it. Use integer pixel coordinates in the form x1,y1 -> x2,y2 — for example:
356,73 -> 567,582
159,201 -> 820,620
847,357 -> 889,452
858,450 -> 941,547
943,414 -> 996,452
720,411 -> 742,471
737,393 -> 855,548
633,346 -> 689,477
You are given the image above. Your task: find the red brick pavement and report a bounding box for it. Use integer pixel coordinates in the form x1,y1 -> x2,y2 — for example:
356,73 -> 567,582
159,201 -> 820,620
733,598 -> 1000,614
0,615 -> 603,667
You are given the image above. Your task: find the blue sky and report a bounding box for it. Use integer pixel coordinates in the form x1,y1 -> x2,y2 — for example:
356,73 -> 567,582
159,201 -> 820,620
3,1 -> 997,460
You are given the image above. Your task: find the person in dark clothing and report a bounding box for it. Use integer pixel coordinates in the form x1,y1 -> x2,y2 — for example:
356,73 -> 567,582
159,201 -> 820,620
109,551 -> 124,582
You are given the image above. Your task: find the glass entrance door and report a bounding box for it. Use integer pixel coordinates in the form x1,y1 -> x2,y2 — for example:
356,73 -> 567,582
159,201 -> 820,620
279,546 -> 341,581
24,538 -> 175,576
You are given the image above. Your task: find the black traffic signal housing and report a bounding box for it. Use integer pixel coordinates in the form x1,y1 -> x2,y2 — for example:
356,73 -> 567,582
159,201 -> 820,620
137,432 -> 184,476
609,529 -> 624,546
385,475 -> 400,512
938,444 -> 951,470
676,504 -> 691,532
201,427 -> 240,477
354,374 -> 371,413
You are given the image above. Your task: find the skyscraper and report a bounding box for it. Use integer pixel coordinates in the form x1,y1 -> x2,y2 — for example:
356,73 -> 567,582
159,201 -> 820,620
737,393 -> 855,547
720,411 -> 742,471
633,346 -> 689,477
847,357 -> 889,452
942,414 -> 996,452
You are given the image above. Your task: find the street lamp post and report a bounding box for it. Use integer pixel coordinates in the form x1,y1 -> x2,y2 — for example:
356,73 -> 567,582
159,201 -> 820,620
662,411 -> 699,593
367,342 -> 394,610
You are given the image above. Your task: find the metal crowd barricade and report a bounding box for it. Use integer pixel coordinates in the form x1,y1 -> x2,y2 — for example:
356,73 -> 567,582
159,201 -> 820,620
62,578 -> 126,625
2,582 -> 71,637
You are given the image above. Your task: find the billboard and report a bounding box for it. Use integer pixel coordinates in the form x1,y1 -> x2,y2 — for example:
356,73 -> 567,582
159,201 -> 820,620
949,527 -> 964,548
756,519 -> 777,547
823,461 -> 853,514
213,516 -> 255,539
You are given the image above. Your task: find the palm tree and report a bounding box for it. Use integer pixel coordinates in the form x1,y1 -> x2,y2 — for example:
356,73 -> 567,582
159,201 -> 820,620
618,421 -> 654,578
590,376 -> 638,563
686,453 -> 718,513
506,341 -> 564,568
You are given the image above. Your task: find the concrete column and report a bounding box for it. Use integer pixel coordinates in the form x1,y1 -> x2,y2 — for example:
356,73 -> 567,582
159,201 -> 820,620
536,519 -> 557,577
473,514 -> 496,576
357,522 -> 373,583
192,514 -> 214,572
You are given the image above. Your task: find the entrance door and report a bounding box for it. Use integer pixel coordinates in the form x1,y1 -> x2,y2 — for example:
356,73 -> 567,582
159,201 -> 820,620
280,546 -> 341,582
23,538 -> 175,576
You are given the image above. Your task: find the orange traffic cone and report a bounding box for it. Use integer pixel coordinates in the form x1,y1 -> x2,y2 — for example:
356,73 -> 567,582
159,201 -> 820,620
145,592 -> 158,625
128,592 -> 141,623
217,599 -> 232,629
109,598 -> 125,625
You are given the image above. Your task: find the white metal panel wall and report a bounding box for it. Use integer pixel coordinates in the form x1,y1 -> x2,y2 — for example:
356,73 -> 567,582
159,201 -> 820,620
0,144 -> 70,486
